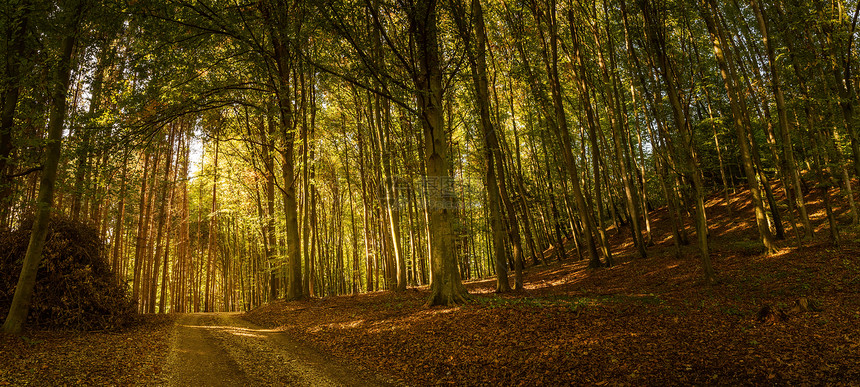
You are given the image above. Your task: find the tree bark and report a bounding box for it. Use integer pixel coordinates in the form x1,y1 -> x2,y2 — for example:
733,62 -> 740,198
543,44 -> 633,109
264,0 -> 303,300
410,0 -> 468,306
204,139 -> 219,312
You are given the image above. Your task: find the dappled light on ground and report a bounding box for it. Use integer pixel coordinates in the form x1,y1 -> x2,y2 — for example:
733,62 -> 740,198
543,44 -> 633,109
243,186 -> 860,385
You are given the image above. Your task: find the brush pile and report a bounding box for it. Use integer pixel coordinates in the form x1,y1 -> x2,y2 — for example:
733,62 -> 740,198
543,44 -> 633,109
0,215 -> 135,331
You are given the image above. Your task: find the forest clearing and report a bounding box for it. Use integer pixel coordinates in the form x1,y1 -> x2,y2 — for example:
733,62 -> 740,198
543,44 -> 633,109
3,0 -> 860,384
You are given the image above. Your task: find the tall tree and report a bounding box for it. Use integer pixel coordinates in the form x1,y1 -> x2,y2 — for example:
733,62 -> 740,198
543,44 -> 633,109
2,0 -> 84,334
640,0 -> 715,281
450,0 -> 513,292
409,0 -> 468,305
702,0 -> 777,254
263,0 -> 304,300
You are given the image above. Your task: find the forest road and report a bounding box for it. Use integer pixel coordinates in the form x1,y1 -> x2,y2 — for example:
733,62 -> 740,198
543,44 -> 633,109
162,313 -> 397,386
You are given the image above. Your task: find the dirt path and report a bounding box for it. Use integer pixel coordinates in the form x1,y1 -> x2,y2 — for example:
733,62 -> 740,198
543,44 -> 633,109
163,313 -> 395,386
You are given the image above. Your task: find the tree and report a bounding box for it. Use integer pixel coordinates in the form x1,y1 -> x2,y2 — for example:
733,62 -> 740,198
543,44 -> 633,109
0,0 -> 32,228
450,0 -> 514,292
640,0 -> 715,282
2,0 -> 84,334
410,0 -> 468,306
262,0 -> 304,301
701,0 -> 777,255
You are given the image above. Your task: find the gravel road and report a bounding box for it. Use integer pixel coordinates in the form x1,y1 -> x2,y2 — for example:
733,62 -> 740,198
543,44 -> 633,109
163,313 -> 395,386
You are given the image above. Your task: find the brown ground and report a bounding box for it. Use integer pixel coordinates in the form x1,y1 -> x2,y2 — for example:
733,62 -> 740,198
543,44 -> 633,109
244,186 -> 860,385
0,315 -> 175,385
163,313 -> 395,386
1,185 -> 859,386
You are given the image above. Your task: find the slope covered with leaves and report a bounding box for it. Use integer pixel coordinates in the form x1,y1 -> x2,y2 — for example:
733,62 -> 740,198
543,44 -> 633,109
245,188 -> 860,385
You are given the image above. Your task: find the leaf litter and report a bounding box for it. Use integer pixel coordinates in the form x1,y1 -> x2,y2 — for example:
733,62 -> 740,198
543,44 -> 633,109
0,315 -> 175,385
244,189 -> 860,385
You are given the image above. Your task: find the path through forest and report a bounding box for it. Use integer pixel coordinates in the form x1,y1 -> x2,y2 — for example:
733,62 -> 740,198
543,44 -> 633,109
163,313 -> 392,386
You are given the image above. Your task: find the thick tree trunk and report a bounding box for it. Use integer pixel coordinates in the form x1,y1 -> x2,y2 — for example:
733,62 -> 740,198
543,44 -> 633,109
266,7 -> 303,300
410,0 -> 468,306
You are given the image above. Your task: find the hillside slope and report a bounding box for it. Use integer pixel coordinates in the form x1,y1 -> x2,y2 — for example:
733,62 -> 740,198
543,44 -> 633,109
245,187 -> 860,385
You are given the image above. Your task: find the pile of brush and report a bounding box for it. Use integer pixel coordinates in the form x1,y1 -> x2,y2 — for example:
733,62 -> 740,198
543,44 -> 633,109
0,215 -> 135,331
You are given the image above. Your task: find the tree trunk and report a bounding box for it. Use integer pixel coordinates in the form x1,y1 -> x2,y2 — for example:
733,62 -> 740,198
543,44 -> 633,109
159,129 -> 180,313
702,0 -> 777,254
522,0 -> 602,268
265,5 -> 303,300
569,18 -> 614,265
758,0 -> 812,238
410,0 -> 468,306
344,137 -> 361,294
450,0 -> 511,292
2,6 -> 79,333
261,114 -> 279,301
641,0 -> 714,281
111,153 -> 129,281
204,139 -> 219,312
177,135 -> 190,312
591,6 -> 646,258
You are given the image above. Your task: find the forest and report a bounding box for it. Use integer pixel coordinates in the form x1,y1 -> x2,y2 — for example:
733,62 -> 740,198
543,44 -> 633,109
1,0 -> 859,384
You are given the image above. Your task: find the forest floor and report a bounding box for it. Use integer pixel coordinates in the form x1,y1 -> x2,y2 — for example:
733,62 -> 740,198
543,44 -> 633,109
2,186 -> 860,385
0,314 -> 175,385
244,187 -> 860,385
